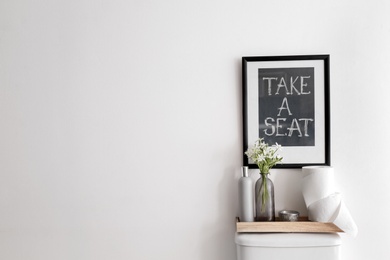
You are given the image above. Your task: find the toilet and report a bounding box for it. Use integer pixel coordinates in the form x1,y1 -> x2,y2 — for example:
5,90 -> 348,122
235,233 -> 341,260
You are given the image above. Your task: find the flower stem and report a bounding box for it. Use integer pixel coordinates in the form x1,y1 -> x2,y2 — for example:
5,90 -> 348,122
260,173 -> 269,213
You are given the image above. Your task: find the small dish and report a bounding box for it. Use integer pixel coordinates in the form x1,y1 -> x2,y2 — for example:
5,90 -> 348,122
279,210 -> 300,221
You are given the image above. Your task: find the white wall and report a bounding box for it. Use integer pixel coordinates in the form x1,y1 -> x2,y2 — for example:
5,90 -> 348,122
1,0 -> 390,259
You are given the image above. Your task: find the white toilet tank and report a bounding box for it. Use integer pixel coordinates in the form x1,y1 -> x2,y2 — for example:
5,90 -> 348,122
235,233 -> 341,260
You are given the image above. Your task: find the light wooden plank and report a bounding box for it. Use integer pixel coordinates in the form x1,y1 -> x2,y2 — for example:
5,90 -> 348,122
236,218 -> 344,233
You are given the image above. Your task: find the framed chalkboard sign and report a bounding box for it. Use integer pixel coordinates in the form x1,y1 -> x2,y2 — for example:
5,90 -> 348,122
242,55 -> 330,168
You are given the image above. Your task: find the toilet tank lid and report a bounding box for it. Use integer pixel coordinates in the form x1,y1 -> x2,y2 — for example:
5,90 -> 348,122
235,233 -> 341,247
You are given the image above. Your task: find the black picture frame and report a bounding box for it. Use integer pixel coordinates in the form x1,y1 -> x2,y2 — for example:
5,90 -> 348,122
242,55 -> 330,169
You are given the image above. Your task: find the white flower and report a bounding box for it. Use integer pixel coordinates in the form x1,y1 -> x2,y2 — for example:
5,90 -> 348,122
245,138 -> 283,173
274,142 -> 282,151
256,154 -> 265,162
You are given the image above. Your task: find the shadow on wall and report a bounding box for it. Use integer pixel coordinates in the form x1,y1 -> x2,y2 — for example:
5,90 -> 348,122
272,169 -> 308,216
199,166 -> 239,260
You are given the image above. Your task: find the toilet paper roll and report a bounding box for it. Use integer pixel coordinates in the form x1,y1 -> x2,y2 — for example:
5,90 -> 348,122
301,166 -> 358,237
302,166 -> 336,207
301,165 -> 330,178
308,193 -> 341,222
333,201 -> 358,237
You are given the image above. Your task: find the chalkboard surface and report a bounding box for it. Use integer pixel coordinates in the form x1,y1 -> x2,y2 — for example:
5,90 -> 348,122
258,67 -> 315,146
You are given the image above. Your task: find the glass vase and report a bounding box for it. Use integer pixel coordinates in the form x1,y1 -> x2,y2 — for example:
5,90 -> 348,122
255,173 -> 275,221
